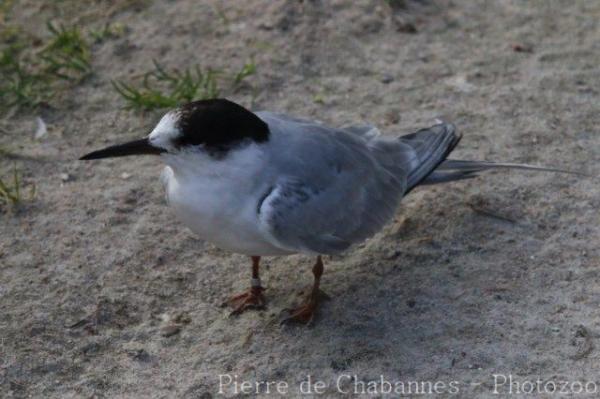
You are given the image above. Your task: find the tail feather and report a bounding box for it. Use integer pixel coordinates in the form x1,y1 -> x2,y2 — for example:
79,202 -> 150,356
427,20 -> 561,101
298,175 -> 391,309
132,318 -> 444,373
404,123 -> 462,193
436,159 -> 587,176
419,169 -> 479,186
401,123 -> 587,192
420,159 -> 587,186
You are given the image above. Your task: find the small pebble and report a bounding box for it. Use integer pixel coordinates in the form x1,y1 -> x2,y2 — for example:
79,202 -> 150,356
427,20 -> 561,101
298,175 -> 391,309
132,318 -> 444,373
511,43 -> 533,53
60,173 -> 72,182
161,324 -> 181,337
174,313 -> 192,324
380,74 -> 394,84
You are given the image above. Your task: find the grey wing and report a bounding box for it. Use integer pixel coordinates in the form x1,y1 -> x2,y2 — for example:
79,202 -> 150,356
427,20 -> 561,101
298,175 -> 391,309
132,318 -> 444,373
256,127 -> 406,254
258,111 -> 419,181
341,123 -> 453,186
258,177 -> 403,255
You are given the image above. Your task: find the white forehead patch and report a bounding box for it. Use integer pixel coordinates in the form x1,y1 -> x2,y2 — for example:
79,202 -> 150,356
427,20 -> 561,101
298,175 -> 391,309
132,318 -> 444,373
148,112 -> 181,150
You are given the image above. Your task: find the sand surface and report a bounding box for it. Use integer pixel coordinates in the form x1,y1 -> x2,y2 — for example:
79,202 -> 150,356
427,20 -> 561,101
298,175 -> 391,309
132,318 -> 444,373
1,1 -> 599,397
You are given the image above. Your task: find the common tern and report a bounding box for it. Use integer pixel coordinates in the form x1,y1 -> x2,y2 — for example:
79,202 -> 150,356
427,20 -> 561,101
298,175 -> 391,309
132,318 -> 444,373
80,99 -> 581,324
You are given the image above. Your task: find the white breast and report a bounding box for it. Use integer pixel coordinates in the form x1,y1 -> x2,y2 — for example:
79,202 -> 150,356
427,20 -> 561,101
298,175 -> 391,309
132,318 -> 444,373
161,145 -> 292,256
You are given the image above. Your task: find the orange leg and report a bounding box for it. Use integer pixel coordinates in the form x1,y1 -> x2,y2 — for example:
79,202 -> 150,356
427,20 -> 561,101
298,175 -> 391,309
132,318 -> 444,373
280,256 -> 328,325
224,256 -> 266,315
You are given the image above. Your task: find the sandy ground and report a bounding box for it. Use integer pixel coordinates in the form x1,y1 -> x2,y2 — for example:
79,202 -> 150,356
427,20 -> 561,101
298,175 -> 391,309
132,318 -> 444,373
1,0 -> 599,398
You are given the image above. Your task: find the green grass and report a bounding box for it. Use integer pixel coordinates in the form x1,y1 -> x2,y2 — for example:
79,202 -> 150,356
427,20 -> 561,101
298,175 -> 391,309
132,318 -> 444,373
41,22 -> 91,80
0,43 -> 46,109
0,0 -> 15,19
89,23 -> 126,43
0,22 -> 92,113
0,164 -> 35,210
232,59 -> 256,86
112,60 -> 257,111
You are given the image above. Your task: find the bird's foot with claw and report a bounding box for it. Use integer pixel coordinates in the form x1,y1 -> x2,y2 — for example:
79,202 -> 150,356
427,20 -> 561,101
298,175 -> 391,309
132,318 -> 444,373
280,289 -> 330,325
223,286 -> 266,316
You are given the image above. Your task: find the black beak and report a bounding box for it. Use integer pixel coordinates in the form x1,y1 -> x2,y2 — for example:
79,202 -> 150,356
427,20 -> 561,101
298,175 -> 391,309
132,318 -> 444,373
79,138 -> 164,160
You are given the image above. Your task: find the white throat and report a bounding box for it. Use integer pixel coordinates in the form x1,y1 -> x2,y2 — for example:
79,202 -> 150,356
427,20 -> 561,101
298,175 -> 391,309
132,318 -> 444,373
160,142 -> 286,255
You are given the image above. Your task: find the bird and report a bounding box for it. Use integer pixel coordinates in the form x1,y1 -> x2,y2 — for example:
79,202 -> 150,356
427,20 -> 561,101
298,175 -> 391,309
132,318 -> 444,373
80,98 -> 582,324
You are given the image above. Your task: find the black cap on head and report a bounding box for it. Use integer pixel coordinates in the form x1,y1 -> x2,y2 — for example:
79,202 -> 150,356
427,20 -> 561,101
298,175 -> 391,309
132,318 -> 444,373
175,99 -> 269,152
79,99 -> 268,162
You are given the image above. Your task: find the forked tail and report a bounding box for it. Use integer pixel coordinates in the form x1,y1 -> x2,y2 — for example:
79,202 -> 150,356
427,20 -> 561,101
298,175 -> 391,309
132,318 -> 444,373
421,159 -> 586,187
402,123 -> 586,193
